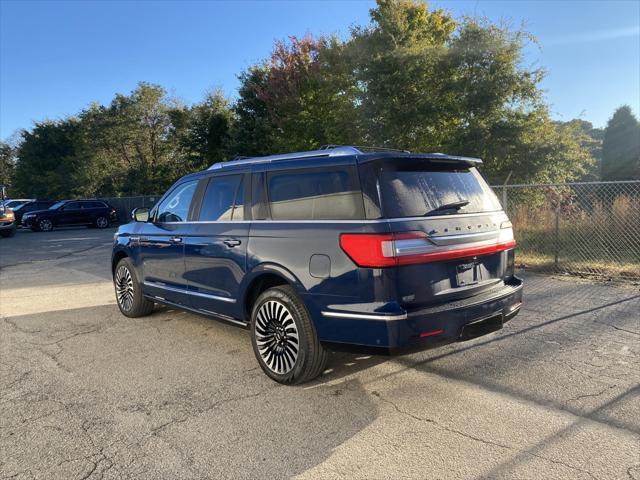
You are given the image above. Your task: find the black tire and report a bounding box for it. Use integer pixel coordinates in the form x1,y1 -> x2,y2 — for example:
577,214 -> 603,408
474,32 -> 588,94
38,218 -> 53,232
0,226 -> 16,238
114,257 -> 154,318
95,216 -> 109,229
250,285 -> 329,385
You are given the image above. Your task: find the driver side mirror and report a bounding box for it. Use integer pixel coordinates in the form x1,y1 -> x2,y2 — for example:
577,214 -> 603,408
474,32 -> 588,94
131,207 -> 150,222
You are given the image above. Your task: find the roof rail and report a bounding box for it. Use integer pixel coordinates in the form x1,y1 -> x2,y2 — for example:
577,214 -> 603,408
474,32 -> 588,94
208,146 -> 361,170
320,145 -> 410,154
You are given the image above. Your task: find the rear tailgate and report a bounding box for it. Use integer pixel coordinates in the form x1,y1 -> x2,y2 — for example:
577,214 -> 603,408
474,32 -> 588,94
358,157 -> 515,308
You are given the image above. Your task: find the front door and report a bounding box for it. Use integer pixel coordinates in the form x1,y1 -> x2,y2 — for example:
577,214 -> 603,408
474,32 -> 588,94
139,180 -> 198,305
59,201 -> 84,225
184,173 -> 249,319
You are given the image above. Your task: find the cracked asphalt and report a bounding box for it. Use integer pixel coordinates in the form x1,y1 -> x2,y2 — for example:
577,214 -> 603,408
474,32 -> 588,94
1,228 -> 639,479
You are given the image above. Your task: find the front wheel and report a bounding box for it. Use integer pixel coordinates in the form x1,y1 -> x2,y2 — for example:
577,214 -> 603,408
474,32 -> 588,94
250,285 -> 329,384
114,258 -> 154,317
38,219 -> 53,232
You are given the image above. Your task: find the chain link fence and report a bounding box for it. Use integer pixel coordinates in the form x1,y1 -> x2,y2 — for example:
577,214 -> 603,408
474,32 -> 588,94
101,181 -> 640,283
492,180 -> 640,282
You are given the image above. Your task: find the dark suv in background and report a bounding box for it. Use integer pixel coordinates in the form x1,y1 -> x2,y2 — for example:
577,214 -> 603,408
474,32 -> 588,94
22,199 -> 117,232
12,200 -> 57,225
112,146 -> 523,384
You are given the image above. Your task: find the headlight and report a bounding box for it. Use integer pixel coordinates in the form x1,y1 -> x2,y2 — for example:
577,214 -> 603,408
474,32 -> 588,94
24,213 -> 35,219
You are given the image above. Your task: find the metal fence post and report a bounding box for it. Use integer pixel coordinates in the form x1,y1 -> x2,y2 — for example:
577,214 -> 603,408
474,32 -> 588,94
554,207 -> 560,270
502,186 -> 508,210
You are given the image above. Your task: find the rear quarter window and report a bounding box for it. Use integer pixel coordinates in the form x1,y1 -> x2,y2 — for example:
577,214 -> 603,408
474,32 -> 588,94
267,166 -> 364,220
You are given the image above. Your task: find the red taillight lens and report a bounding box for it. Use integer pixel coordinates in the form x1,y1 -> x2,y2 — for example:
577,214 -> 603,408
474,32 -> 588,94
339,233 -> 397,267
340,230 -> 516,268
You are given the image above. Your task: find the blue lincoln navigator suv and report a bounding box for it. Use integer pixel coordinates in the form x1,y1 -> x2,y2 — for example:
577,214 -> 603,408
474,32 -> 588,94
112,146 -> 523,384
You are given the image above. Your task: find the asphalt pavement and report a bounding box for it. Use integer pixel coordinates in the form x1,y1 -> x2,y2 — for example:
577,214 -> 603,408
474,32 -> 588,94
1,227 -> 638,479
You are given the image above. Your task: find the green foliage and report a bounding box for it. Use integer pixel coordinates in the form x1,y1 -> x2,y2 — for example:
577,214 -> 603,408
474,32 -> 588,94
8,0 -> 618,197
0,141 -> 17,193
602,106 -> 640,180
13,119 -> 90,198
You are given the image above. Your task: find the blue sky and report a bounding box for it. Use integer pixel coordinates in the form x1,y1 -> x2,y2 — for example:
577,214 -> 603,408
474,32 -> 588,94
1,0 -> 639,139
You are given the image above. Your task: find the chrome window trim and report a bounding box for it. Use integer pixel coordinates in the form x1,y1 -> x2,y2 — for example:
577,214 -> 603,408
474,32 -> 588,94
143,281 -> 237,303
157,211 -> 505,225
321,310 -> 408,321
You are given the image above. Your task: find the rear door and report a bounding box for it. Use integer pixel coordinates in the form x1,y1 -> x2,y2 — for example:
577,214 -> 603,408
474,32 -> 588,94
184,172 -> 249,319
359,158 -> 513,308
139,180 -> 199,305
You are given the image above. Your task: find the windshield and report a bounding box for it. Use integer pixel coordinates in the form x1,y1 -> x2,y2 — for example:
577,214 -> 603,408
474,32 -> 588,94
378,164 -> 502,218
49,201 -> 66,210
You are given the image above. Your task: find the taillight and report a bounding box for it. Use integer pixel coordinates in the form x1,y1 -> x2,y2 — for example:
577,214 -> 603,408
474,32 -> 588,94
0,210 -> 15,221
340,228 -> 516,268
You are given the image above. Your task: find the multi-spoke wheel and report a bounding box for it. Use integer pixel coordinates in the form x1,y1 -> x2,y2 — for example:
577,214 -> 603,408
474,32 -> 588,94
95,216 -> 109,228
250,285 -> 328,384
113,257 -> 154,318
115,265 -> 135,312
255,300 -> 300,375
38,219 -> 53,232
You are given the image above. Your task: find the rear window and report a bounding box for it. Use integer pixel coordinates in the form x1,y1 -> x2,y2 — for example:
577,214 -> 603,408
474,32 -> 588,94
267,166 -> 364,220
378,164 -> 501,218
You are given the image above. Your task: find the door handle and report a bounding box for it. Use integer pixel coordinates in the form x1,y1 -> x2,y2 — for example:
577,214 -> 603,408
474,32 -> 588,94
170,236 -> 183,244
223,239 -> 241,247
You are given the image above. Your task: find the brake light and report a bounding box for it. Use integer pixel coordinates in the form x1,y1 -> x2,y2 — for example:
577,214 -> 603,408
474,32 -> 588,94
340,229 -> 516,268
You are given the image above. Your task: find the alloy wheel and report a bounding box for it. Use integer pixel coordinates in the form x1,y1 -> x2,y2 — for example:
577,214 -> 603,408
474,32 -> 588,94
39,219 -> 53,232
96,217 -> 108,228
115,265 -> 135,312
255,300 -> 300,375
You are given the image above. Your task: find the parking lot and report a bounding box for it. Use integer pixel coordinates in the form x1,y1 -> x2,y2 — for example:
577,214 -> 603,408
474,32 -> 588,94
0,227 -> 638,479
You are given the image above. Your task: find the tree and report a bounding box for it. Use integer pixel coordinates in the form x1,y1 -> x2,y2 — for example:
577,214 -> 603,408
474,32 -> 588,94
81,82 -> 181,195
0,141 -> 17,194
601,106 -> 640,180
171,90 -> 233,172
13,119 -> 89,198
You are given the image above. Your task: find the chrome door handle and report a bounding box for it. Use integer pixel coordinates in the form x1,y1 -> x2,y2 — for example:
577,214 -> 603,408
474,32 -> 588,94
223,239 -> 241,247
170,236 -> 183,244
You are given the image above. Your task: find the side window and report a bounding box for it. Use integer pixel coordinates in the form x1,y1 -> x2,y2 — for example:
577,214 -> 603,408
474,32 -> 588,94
156,181 -> 198,223
198,174 -> 243,221
65,202 -> 81,210
267,166 -> 364,220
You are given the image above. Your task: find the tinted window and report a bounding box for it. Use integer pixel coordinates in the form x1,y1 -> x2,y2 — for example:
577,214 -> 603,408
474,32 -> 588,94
64,202 -> 81,210
83,201 -> 106,208
379,165 -> 501,218
156,181 -> 198,223
50,201 -> 65,210
199,175 -> 243,221
267,167 -> 364,220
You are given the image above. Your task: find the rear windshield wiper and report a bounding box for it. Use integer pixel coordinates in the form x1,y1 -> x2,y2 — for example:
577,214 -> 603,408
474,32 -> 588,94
425,200 -> 469,216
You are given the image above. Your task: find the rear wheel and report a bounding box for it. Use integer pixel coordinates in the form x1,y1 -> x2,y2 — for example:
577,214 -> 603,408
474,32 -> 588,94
0,226 -> 16,238
38,219 -> 53,232
114,257 -> 154,317
95,216 -> 109,229
250,285 -> 328,384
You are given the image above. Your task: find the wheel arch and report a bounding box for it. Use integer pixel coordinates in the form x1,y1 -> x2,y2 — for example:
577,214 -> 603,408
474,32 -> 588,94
241,264 -> 306,321
111,250 -> 129,275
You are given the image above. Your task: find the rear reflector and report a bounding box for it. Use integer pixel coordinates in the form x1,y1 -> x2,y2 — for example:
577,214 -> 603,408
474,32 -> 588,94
419,329 -> 444,338
340,231 -> 516,268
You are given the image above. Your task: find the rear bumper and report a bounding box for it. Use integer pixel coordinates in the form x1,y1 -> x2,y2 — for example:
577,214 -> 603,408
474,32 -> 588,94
316,276 -> 523,355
